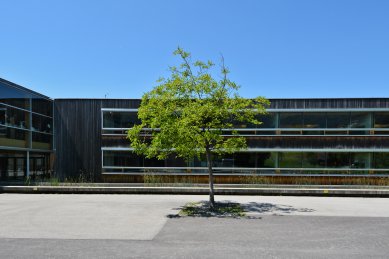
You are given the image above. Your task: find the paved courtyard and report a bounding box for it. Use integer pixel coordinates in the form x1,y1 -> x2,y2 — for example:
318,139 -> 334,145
0,194 -> 389,258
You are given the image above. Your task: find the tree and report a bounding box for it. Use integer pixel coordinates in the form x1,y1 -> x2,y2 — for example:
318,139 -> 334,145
127,47 -> 269,209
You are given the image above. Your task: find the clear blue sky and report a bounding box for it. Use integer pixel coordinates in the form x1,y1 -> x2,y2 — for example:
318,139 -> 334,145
1,0 -> 388,99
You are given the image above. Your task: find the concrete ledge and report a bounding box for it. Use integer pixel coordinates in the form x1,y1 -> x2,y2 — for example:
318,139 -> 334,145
1,185 -> 389,197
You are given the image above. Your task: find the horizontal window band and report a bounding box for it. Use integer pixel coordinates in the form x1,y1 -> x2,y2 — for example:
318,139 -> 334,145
102,134 -> 389,137
101,108 -> 389,112
0,102 -> 53,118
0,146 -> 53,152
101,166 -> 389,171
101,147 -> 389,152
0,124 -> 54,135
102,127 -> 389,131
101,172 -> 389,177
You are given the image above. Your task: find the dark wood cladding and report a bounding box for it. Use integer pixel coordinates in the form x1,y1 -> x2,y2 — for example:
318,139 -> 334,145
269,98 -> 389,109
54,99 -> 140,180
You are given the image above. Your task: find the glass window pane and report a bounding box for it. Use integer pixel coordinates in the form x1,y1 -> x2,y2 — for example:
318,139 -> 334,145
0,104 -> 29,129
103,150 -> 170,168
257,114 -> 276,128
213,153 -> 234,167
32,114 -> 53,133
32,98 -> 52,117
32,132 -> 52,150
0,150 -> 27,179
350,113 -> 371,128
279,113 -> 303,128
327,113 -> 350,128
165,154 -> 187,167
29,152 -> 51,179
373,153 -> 389,169
350,153 -> 370,169
279,152 -> 302,168
303,113 -> 326,128
256,152 -> 276,168
374,113 -> 389,128
326,153 -> 350,168
214,152 -> 277,168
103,111 -> 140,128
0,127 -> 29,148
302,153 -> 326,168
0,81 -> 31,110
103,151 -> 142,167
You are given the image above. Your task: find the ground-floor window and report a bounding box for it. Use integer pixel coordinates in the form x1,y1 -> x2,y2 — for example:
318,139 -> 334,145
0,150 -> 51,180
102,150 -> 389,175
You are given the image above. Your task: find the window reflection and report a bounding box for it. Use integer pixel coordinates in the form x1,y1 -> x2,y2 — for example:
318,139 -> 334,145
374,113 -> 389,128
373,153 -> 389,169
32,132 -> 52,150
0,128 -> 29,148
350,113 -> 370,128
279,152 -> 302,168
303,113 -> 326,128
350,153 -> 369,168
103,111 -> 140,128
326,153 -> 350,168
32,99 -> 52,117
327,113 -> 350,128
0,105 -> 29,129
302,153 -> 326,168
0,82 -> 31,110
32,114 -> 52,133
257,114 -> 276,128
279,113 -> 303,128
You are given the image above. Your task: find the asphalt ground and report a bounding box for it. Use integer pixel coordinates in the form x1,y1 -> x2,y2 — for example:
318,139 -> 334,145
0,194 -> 388,258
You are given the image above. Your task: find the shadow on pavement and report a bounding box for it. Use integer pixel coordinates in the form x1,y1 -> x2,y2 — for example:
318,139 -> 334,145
167,200 -> 315,219
241,202 -> 315,215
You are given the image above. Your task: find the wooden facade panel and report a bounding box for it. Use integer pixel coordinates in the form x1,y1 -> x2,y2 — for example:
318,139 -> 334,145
54,99 -> 139,180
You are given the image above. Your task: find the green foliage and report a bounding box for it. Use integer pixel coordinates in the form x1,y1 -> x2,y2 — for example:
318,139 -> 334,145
49,177 -> 60,186
127,47 -> 269,161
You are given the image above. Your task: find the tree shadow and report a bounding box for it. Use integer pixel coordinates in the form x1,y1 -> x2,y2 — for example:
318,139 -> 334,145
241,201 -> 315,215
167,200 -> 315,219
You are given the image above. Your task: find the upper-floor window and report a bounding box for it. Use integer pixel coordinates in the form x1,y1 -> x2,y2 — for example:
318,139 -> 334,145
102,111 -> 140,129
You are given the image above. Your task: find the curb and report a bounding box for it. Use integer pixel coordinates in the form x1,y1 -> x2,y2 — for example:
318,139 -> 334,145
1,186 -> 389,197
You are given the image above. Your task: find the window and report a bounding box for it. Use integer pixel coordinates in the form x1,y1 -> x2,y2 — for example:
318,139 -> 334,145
326,153 -> 350,168
279,113 -> 303,128
373,153 -> 389,169
103,111 -> 140,128
32,114 -> 52,133
32,132 -> 52,150
303,113 -> 326,128
374,113 -> 389,128
302,153 -> 326,168
257,114 -> 276,128
0,128 -> 29,148
326,113 -> 350,128
279,152 -> 302,168
0,104 -> 29,129
350,113 -> 371,128
350,153 -> 369,169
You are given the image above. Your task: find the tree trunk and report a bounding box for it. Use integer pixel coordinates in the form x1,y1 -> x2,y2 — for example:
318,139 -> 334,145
206,147 -> 215,209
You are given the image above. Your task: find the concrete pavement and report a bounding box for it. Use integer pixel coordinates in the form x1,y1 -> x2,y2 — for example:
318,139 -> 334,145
1,194 -> 389,258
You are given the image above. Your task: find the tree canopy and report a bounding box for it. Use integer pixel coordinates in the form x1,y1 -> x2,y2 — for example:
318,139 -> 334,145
127,47 -> 269,207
